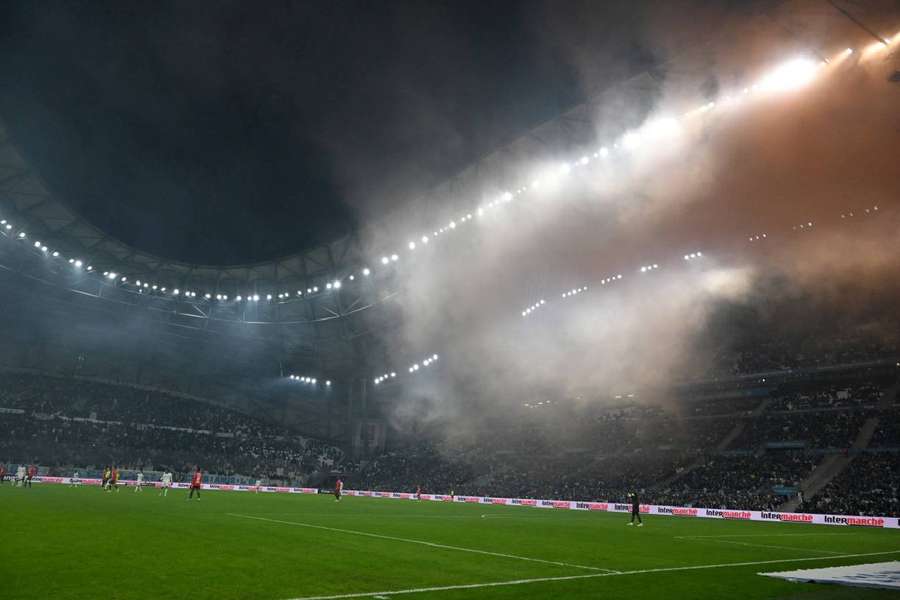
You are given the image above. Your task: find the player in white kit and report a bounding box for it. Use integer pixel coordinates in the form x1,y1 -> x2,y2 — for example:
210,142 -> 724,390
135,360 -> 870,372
134,471 -> 144,492
159,471 -> 173,496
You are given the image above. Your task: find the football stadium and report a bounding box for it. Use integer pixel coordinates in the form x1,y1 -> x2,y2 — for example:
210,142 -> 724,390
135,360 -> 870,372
1,1 -> 899,598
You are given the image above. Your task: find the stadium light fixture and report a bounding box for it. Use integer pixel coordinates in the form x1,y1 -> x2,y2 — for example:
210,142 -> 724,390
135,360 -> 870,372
408,241 -> 416,250
391,254 -> 398,262
757,57 -> 818,93
381,257 -> 389,265
5,224 -> 12,230
362,268 -> 370,276
173,289 -> 180,295
326,380 -> 331,386
333,280 -> 341,289
52,251 -> 59,257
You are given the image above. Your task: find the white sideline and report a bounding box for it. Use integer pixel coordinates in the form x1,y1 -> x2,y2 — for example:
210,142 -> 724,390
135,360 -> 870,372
674,533 -> 854,539
283,550 -> 900,599
680,538 -> 845,555
228,513 -> 617,573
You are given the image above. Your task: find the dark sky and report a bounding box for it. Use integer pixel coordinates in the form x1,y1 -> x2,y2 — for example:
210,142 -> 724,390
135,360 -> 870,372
0,0 -> 660,264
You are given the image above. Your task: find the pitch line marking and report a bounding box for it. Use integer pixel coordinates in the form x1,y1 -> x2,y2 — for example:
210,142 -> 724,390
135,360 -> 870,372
228,513 -> 617,573
282,550 -> 900,599
674,533 -> 854,539
679,537 -> 845,555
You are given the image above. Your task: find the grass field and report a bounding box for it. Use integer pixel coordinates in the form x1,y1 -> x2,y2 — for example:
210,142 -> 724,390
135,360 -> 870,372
2,485 -> 899,599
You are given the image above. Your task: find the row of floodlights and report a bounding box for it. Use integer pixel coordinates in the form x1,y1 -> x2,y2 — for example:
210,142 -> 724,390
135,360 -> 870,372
522,299 -> 546,317
1,220 -> 94,272
409,354 -> 440,373
288,375 -> 331,386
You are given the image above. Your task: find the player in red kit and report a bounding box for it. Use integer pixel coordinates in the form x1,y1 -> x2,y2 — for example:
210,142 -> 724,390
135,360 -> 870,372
334,478 -> 343,502
0,464 -> 7,485
187,467 -> 202,500
108,466 -> 119,492
25,464 -> 37,488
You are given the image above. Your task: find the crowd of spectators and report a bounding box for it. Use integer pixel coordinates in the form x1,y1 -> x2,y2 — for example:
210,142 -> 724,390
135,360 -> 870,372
0,371 -> 344,484
350,381 -> 897,515
802,453 -> 899,517
3,369 -> 897,516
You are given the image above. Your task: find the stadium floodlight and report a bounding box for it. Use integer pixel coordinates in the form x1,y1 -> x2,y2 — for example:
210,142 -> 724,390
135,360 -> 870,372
136,280 -> 142,286
236,295 -> 242,301
41,246 -> 48,252
266,294 -> 273,300
326,283 -> 332,290
313,286 -> 319,292
107,272 -> 117,280
311,378 -> 317,384
4,224 -> 11,230
17,231 -> 25,238
390,372 -> 396,378
391,254 -> 398,261
599,146 -> 609,157
421,235 -> 429,244
326,380 -> 331,386
408,241 -> 416,250
362,268 -> 371,276
0,219 -> 4,224
215,294 -> 221,300
173,289 -> 180,295
433,354 -> 438,360
449,221 -> 456,229
757,57 -> 818,93
34,241 -> 41,248
252,294 -> 260,302
381,256 -> 389,265
307,288 -> 312,294
160,287 -> 166,292
205,293 -> 212,300
333,280 -> 341,289
52,251 -> 59,257
297,290 -> 303,295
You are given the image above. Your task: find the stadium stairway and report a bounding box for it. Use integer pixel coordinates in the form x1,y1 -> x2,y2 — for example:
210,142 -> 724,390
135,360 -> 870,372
779,414 -> 882,513
650,398 -> 768,492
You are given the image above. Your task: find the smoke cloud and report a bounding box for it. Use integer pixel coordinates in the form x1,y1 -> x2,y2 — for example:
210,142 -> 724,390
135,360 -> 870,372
367,2 -> 900,441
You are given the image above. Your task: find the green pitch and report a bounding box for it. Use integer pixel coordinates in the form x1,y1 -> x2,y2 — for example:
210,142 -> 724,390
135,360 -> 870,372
2,485 -> 899,599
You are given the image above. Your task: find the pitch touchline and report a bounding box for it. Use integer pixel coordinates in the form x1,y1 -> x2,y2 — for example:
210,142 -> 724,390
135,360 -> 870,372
282,550 -> 900,600
228,513 -> 617,573
674,533 -> 854,539
680,538 -> 844,555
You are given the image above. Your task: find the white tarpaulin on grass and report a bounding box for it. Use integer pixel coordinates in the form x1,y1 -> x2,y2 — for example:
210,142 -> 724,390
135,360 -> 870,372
760,561 -> 900,590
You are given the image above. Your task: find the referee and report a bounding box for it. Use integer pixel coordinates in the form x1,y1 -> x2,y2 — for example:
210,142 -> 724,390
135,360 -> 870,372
627,491 -> 643,526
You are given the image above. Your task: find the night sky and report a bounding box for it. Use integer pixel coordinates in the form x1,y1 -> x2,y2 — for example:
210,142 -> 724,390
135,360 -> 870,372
0,1 -> 661,264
